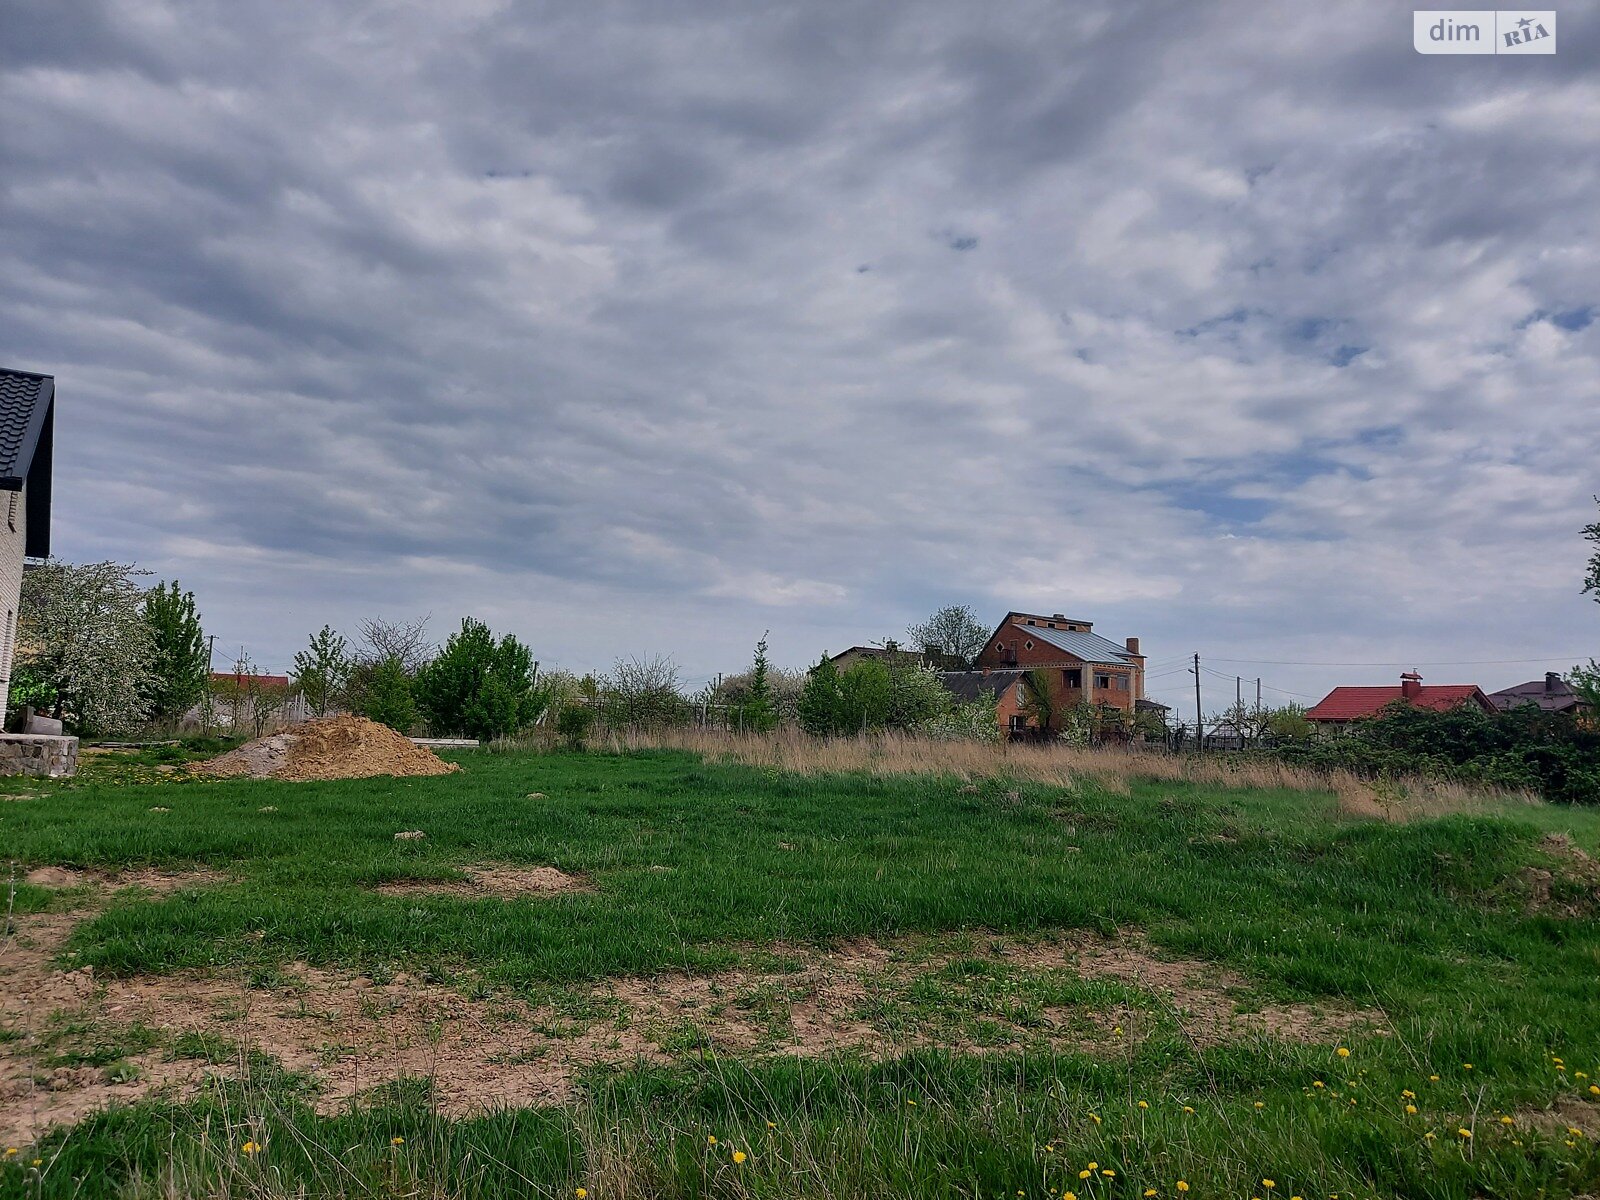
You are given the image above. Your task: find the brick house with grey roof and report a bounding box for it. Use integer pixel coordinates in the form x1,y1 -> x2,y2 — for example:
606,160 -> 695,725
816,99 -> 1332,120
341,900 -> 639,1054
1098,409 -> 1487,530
972,611 -> 1147,723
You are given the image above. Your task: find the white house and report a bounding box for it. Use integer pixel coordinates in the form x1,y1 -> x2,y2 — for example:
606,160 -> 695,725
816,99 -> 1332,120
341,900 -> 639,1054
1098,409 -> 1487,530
0,367 -> 56,730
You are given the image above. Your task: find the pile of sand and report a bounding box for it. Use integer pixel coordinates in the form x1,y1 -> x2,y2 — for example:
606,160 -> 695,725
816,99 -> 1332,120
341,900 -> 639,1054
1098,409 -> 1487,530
199,715 -> 460,782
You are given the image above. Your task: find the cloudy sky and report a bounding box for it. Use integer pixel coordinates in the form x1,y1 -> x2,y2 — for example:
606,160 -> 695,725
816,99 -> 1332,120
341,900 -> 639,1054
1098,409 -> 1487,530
3,0 -> 1597,709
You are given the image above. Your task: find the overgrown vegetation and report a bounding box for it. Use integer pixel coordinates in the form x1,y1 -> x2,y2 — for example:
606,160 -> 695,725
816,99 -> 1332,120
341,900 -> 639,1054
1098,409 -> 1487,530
1278,701 -> 1600,804
1,747 -> 1597,1197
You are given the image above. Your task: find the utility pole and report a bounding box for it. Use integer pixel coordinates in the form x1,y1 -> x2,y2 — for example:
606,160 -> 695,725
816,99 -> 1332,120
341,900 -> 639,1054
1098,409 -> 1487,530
1236,675 -> 1242,708
1192,653 -> 1203,753
1256,678 -> 1261,710
202,634 -> 216,737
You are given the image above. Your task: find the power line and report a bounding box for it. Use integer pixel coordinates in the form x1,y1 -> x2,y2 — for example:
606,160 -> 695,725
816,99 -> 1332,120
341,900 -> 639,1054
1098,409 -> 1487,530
1205,655 -> 1587,667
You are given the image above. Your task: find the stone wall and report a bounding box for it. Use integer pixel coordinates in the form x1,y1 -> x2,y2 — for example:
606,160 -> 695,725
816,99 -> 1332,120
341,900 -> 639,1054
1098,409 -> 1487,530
0,733 -> 78,778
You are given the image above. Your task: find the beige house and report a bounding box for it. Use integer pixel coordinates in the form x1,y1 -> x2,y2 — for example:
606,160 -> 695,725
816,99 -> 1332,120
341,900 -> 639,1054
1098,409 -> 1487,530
0,368 -> 56,729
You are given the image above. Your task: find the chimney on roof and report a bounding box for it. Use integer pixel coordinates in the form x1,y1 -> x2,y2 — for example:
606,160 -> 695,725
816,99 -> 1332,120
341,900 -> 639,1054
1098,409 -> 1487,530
1125,636 -> 1141,656
1400,671 -> 1422,700
1546,671 -> 1561,693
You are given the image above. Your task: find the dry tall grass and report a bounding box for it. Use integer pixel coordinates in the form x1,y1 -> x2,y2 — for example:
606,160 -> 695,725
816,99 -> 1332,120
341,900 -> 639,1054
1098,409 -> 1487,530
603,727 -> 1537,821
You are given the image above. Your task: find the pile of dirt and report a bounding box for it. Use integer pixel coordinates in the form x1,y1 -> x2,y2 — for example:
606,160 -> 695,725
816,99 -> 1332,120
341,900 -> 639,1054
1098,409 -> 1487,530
199,715 -> 460,782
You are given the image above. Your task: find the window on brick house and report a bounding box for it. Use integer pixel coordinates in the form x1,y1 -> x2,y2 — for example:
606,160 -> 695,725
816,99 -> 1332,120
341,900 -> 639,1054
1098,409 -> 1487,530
1115,675 -> 1128,690
1025,640 -> 1033,650
1095,673 -> 1112,689
1064,668 -> 1082,688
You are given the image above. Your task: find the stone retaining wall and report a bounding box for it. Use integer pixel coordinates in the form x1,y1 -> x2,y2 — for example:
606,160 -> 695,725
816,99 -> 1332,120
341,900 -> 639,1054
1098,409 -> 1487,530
0,733 -> 79,777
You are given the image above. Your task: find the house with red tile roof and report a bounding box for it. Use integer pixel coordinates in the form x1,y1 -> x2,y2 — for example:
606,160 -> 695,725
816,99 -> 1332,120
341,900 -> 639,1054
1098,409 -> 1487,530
1305,672 -> 1496,731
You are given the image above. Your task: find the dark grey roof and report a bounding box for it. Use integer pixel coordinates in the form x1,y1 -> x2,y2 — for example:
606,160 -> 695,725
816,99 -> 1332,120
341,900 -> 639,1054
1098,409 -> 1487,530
1018,622 -> 1138,665
1135,697 -> 1171,712
0,367 -> 55,558
938,669 -> 1027,703
1489,675 -> 1584,713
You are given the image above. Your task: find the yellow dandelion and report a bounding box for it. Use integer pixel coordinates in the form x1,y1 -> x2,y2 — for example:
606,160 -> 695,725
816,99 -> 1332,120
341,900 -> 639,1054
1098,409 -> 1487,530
1406,1105 -> 1418,1115
1576,1071 -> 1588,1079
1402,1090 -> 1415,1099
3,1149 -> 17,1159
1087,1162 -> 1098,1171
707,1135 -> 717,1145
1500,1116 -> 1513,1126
1425,1132 -> 1436,1141
1457,1128 -> 1473,1139
30,1160 -> 41,1168
906,1099 -> 917,1106
1313,1081 -> 1325,1088
241,1142 -> 260,1156
1145,1191 -> 1159,1197
1557,1064 -> 1568,1072
1263,1180 -> 1276,1189
1065,1193 -> 1078,1200
1079,1170 -> 1092,1180
733,1151 -> 747,1164
1254,1101 -> 1265,1110
1101,1169 -> 1116,1178
1090,1113 -> 1102,1124
1138,1100 -> 1149,1109
1589,1085 -> 1600,1096
1567,1126 -> 1584,1136
1429,1074 -> 1440,1081
1183,1105 -> 1195,1114
1046,1144 -> 1055,1152
576,1191 -> 587,1199
1337,1047 -> 1350,1058
1177,1182 -> 1190,1193
1114,1026 -> 1124,1035
1463,1063 -> 1473,1070
766,1121 -> 776,1129
391,1137 -> 405,1146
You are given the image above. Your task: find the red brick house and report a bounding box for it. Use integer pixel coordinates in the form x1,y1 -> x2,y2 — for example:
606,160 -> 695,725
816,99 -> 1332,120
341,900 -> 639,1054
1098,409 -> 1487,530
1306,672 -> 1495,731
971,611 -> 1147,715
939,669 -> 1033,736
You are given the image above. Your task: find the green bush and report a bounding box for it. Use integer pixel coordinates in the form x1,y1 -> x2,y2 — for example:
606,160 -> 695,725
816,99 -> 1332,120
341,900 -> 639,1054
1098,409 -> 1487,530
414,618 -> 548,740
360,655 -> 417,734
556,702 -> 596,750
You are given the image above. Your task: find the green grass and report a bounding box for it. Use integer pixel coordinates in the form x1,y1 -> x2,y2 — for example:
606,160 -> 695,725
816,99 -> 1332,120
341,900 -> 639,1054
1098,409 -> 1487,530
2,747 -> 1599,1198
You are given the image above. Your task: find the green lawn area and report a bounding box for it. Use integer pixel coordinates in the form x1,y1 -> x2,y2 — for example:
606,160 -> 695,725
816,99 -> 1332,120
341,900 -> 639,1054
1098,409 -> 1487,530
2,746 -> 1598,1199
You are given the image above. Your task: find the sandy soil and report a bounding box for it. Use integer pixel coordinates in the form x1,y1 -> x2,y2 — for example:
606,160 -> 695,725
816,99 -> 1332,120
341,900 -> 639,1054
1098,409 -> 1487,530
198,715 -> 459,782
2,869 -> 1378,1144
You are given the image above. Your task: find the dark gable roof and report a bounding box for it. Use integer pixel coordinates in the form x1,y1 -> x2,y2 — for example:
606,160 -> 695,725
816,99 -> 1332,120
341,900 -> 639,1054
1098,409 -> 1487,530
938,669 -> 1027,703
0,368 -> 55,558
1489,675 -> 1583,713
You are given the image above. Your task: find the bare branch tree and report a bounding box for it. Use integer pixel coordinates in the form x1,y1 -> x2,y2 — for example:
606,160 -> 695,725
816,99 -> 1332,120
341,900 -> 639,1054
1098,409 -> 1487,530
357,615 -> 433,672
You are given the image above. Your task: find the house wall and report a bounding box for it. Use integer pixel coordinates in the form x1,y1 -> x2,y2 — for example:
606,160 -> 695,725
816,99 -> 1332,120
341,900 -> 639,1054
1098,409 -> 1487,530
974,630 -> 1143,714
0,486 -> 26,728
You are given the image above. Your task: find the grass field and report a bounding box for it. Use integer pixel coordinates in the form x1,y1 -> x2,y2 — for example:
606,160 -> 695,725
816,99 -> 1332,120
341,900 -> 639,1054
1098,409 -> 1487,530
2,743 -> 1600,1198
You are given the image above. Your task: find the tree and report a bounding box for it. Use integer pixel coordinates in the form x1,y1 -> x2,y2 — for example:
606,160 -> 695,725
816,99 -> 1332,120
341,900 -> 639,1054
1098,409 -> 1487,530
1584,496 -> 1600,603
16,560 -> 156,736
1265,703 -> 1314,742
556,702 -> 596,750
414,617 -> 548,740
599,655 -> 691,729
731,633 -> 779,732
142,580 -> 208,727
906,604 -> 989,668
883,659 -> 952,729
798,655 -> 844,736
1021,668 -> 1061,733
358,615 -> 433,673
292,625 -> 353,717
837,660 -> 892,733
361,654 -> 417,733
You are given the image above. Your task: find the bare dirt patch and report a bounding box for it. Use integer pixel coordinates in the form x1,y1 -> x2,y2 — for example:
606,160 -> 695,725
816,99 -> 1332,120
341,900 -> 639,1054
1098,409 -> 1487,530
198,715 -> 459,782
22,866 -> 231,892
1,900 -> 1378,1138
1520,833 -> 1600,918
373,865 -> 593,899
